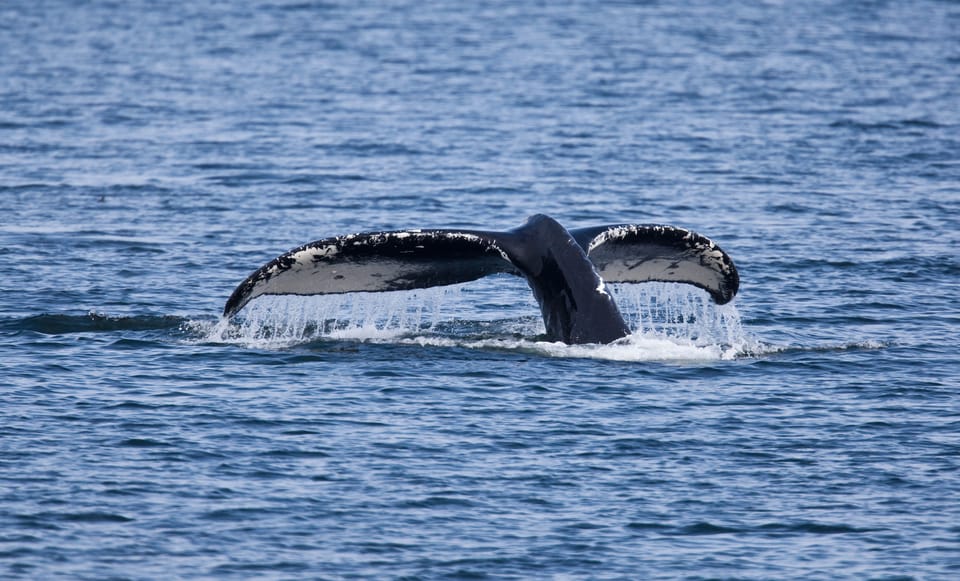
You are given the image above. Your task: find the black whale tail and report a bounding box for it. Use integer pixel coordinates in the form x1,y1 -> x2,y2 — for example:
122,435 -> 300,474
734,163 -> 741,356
223,214 -> 739,344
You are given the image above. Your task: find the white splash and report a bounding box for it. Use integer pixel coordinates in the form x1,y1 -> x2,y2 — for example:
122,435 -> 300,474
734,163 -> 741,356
401,333 -> 734,362
203,281 -> 756,360
205,286 -> 463,349
608,282 -> 748,350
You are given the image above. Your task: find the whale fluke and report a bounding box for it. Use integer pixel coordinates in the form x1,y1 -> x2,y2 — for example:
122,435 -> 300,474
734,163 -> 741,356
223,214 -> 739,344
570,224 -> 739,305
223,229 -> 516,318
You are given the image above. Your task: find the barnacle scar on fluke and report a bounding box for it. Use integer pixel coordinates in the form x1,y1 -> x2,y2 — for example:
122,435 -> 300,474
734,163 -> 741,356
223,214 -> 739,345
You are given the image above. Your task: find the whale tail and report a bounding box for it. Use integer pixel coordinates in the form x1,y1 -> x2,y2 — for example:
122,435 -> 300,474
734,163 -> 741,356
223,214 -> 739,344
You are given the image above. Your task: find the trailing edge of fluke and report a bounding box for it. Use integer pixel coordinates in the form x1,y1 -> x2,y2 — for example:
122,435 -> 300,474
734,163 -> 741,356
223,214 -> 739,345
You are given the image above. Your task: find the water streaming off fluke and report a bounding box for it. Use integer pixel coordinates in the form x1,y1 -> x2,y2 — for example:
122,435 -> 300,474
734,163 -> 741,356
207,282 -> 755,360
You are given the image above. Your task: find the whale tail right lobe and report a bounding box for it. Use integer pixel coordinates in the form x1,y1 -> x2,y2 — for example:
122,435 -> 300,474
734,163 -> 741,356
570,223 -> 739,305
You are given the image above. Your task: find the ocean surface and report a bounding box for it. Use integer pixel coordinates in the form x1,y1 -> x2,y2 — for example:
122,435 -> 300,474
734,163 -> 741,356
2,0 -> 959,579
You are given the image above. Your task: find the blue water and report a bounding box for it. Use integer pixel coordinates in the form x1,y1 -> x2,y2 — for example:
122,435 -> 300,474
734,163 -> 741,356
2,0 -> 959,578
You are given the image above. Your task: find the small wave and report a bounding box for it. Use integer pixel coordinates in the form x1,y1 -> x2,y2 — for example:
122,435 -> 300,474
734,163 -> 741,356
653,520 -> 881,537
758,339 -> 889,357
2,312 -> 186,335
829,118 -> 943,132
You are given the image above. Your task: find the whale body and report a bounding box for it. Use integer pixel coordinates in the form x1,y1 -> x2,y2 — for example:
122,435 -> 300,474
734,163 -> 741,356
223,214 -> 739,344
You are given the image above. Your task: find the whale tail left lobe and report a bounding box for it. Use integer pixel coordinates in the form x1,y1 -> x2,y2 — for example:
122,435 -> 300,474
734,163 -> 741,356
222,227 -> 516,319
